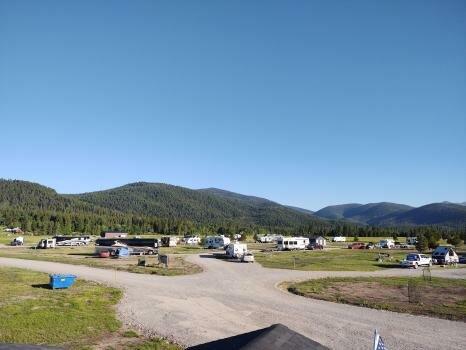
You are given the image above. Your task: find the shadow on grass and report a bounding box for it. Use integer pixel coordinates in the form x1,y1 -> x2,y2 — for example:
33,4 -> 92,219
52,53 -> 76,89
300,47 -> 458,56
374,263 -> 402,269
31,283 -> 51,289
68,253 -> 95,257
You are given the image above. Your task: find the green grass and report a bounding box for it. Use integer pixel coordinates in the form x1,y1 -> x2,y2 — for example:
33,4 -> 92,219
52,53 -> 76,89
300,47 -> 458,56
0,267 -> 122,348
129,339 -> 183,350
255,248 -> 411,271
288,276 -> 466,321
0,247 -> 202,276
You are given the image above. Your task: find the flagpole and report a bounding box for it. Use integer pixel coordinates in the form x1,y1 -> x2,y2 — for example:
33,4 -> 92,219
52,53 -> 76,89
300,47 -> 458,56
373,329 -> 379,350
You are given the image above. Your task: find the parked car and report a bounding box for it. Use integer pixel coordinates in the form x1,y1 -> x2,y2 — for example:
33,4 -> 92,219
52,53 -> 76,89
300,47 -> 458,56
400,253 -> 432,269
459,255 -> 466,264
348,242 -> 366,249
307,243 -> 323,250
365,242 -> 375,249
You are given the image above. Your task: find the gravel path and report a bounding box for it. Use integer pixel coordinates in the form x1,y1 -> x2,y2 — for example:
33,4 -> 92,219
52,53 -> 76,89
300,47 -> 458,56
1,255 -> 465,349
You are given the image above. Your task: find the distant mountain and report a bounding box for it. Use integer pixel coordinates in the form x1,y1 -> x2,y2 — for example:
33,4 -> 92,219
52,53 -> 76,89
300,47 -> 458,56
314,204 -> 364,221
199,188 -> 314,216
284,205 -> 314,216
374,203 -> 466,226
314,202 -> 414,225
72,182 -> 323,227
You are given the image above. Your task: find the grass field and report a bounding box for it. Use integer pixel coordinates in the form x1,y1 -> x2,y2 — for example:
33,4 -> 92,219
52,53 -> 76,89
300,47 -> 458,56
288,276 -> 466,321
0,246 -> 202,276
0,267 -> 183,349
0,267 -> 122,348
255,248 -> 412,271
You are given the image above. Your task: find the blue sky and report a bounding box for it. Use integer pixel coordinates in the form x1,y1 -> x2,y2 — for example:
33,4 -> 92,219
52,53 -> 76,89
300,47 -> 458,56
1,0 -> 465,210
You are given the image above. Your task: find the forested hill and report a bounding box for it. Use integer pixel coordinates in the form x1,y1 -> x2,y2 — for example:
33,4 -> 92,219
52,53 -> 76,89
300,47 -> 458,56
72,182 -> 321,227
0,179 -> 326,235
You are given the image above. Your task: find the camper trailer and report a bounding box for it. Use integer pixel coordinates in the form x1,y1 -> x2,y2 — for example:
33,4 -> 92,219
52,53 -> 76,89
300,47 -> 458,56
204,235 -> 231,249
54,235 -> 91,246
36,238 -> 56,249
183,235 -> 200,245
379,239 -> 395,249
161,236 -> 178,247
277,236 -> 309,251
226,243 -> 248,259
432,246 -> 459,265
406,236 -> 418,245
332,236 -> 346,242
10,236 -> 24,246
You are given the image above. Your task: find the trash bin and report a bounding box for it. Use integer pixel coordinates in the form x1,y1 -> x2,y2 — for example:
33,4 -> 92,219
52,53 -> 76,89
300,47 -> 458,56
49,274 -> 77,289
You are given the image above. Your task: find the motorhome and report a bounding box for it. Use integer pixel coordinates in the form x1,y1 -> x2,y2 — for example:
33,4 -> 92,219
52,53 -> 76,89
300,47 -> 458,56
379,239 -> 395,249
277,236 -> 309,251
184,235 -> 200,245
161,236 -> 178,247
36,238 -> 56,249
432,246 -> 459,265
10,236 -> 24,246
226,243 -> 247,259
54,235 -> 91,246
204,235 -> 231,249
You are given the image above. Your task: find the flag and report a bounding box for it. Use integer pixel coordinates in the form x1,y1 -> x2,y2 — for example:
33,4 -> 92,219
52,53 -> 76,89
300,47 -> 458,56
373,329 -> 387,350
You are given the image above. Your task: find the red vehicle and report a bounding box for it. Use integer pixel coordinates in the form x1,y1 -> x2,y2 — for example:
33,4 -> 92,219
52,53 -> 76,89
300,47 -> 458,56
348,242 -> 366,249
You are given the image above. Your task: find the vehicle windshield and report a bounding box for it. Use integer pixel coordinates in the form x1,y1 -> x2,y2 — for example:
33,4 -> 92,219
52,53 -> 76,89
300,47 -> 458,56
407,255 -> 419,261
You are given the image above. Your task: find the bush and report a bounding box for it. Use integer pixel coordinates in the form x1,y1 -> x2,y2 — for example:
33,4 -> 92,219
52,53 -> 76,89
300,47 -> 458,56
447,236 -> 463,247
416,236 -> 428,252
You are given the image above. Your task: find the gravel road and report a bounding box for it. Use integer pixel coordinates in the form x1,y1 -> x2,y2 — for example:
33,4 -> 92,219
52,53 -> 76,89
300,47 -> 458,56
1,255 -> 465,349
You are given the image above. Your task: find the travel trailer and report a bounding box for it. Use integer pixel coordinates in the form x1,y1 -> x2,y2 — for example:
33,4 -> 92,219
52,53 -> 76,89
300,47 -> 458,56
183,235 -> 201,245
161,236 -> 178,247
432,246 -> 459,265
204,235 -> 231,249
277,236 -> 309,251
379,239 -> 395,249
226,243 -> 248,259
332,236 -> 346,242
54,235 -> 91,246
36,238 -> 56,249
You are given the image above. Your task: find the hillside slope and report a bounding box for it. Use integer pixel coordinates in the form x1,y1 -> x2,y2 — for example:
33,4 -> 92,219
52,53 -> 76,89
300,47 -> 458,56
72,182 -> 322,227
374,203 -> 466,226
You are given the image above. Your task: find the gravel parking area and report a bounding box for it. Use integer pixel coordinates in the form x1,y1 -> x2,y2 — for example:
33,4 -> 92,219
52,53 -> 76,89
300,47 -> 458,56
1,255 -> 465,350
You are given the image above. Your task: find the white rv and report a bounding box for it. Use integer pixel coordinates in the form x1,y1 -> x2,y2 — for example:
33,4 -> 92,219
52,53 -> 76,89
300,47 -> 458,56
379,239 -> 395,249
432,246 -> 459,265
204,235 -> 231,249
36,238 -> 56,249
183,235 -> 200,245
226,243 -> 248,259
277,236 -> 309,251
332,236 -> 346,242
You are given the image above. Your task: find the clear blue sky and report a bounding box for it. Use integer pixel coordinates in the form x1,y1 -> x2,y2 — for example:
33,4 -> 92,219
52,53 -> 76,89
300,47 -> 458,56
1,0 -> 465,210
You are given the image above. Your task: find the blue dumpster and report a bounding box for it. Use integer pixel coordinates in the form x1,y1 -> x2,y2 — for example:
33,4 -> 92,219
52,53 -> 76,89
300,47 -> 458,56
49,274 -> 77,289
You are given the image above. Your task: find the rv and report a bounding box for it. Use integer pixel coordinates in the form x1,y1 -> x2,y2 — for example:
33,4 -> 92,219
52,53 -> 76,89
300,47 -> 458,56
183,235 -> 200,245
432,246 -> 459,265
332,236 -> 346,242
277,236 -> 309,251
10,236 -> 24,246
379,239 -> 395,249
161,236 -> 178,247
36,238 -> 56,249
226,243 -> 248,259
204,235 -> 231,249
54,235 -> 91,246
258,235 -> 278,243
406,237 -> 418,245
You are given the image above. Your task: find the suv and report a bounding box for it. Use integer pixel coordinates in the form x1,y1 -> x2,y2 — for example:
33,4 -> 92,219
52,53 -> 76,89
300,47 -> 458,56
400,253 -> 432,269
348,242 -> 366,249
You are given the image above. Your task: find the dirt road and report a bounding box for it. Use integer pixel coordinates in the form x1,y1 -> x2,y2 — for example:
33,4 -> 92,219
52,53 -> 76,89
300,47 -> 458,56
1,255 -> 465,349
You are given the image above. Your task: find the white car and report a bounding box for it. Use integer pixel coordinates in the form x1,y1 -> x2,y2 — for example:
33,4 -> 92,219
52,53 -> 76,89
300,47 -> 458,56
400,253 -> 432,269
241,253 -> 255,263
